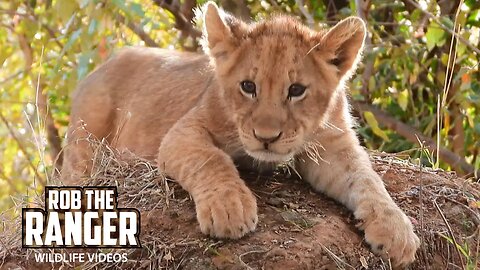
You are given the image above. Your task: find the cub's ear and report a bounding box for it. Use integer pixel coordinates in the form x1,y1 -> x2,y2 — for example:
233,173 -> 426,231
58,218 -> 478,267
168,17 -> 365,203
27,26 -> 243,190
202,1 -> 247,58
321,16 -> 366,78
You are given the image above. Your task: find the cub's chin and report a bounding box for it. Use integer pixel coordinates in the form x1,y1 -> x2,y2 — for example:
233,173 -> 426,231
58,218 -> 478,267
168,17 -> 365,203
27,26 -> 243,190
245,149 -> 294,163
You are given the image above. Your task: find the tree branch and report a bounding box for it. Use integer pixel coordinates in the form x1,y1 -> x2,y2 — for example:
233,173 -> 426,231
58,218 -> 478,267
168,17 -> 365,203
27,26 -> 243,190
180,0 -> 196,22
20,5 -> 64,50
152,0 -> 202,39
116,14 -> 160,47
0,114 -> 46,185
352,101 -> 477,177
403,0 -> 480,55
295,0 -> 314,27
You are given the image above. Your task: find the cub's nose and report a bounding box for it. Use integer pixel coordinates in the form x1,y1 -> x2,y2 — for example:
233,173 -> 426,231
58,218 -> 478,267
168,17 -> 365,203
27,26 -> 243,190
253,129 -> 282,144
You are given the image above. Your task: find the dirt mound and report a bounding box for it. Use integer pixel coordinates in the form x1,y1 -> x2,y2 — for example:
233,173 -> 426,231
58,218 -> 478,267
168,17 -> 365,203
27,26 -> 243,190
0,145 -> 479,269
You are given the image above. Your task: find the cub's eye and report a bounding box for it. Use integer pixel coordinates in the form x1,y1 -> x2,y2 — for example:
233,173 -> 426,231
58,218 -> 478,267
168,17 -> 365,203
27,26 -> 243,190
288,83 -> 307,99
240,80 -> 256,97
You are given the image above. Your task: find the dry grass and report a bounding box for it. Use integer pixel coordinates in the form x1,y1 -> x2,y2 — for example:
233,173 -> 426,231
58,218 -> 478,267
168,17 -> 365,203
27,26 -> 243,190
0,138 -> 186,270
0,140 -> 479,269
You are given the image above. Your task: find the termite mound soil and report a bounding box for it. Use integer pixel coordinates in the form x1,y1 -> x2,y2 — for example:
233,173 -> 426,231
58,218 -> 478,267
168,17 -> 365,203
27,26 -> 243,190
1,149 -> 479,270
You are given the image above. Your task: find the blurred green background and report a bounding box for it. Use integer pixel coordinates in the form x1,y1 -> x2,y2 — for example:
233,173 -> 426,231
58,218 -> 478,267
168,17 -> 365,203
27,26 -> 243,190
0,0 -> 479,214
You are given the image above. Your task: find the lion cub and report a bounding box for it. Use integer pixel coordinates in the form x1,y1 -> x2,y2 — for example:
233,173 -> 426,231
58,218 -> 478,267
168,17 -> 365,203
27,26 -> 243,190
63,2 -> 419,266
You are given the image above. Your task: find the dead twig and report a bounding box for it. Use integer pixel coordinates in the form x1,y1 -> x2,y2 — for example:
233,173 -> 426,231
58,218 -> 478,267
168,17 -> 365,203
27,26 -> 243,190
319,243 -> 355,270
475,228 -> 479,268
442,196 -> 480,227
433,199 -> 466,270
238,248 -> 269,270
416,136 -> 429,270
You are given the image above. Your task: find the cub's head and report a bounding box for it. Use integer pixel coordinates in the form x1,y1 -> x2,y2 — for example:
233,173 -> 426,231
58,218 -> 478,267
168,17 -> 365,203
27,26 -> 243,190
202,2 -> 366,162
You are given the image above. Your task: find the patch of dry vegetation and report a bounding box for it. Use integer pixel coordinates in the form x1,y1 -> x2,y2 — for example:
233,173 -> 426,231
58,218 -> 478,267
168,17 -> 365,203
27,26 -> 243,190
0,140 -> 479,269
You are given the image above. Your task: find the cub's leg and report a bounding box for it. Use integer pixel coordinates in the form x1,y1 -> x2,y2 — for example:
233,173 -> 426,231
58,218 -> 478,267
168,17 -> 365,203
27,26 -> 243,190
296,130 -> 419,266
157,110 -> 257,239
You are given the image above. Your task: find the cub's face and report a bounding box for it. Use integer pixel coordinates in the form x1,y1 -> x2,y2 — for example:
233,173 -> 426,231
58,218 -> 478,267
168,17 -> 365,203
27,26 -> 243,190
203,4 -> 365,162
218,33 -> 337,162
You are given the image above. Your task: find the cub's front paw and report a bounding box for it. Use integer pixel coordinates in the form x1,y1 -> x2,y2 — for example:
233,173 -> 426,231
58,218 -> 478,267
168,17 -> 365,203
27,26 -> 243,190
356,204 -> 420,267
194,185 -> 258,239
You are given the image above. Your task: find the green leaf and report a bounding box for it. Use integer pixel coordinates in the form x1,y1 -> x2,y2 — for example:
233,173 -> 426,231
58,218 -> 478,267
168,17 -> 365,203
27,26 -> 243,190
111,0 -> 129,15
425,22 -> 446,51
77,51 -> 93,80
439,233 -> 470,258
467,9 -> 480,27
64,29 -> 82,50
439,17 -> 454,30
55,0 -> 77,23
363,111 -> 390,142
78,0 -> 90,9
465,0 -> 480,9
130,3 -> 145,17
398,89 -> 409,111
474,123 -> 480,135
368,76 -> 376,92
88,19 -> 98,35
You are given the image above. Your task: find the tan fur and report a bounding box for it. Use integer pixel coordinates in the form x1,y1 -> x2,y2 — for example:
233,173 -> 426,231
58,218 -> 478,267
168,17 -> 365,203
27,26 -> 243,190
63,2 -> 419,266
